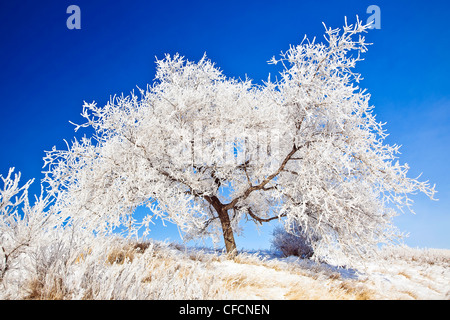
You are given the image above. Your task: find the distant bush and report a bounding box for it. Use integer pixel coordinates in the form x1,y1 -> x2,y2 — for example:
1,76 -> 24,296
271,224 -> 318,258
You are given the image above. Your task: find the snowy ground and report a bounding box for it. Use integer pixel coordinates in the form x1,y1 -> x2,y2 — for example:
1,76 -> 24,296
209,248 -> 450,300
1,238 -> 448,300
354,247 -> 450,300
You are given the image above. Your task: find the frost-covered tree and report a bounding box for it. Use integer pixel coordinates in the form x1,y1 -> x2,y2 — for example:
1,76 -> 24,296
43,18 -> 436,259
0,168 -> 56,280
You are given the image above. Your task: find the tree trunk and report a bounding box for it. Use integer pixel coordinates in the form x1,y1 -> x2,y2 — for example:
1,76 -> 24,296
210,196 -> 237,255
217,208 -> 237,255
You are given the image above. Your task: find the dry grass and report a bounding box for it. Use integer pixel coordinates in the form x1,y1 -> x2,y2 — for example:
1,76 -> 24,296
104,241 -> 152,265
74,248 -> 92,264
106,245 -> 136,265
398,271 -> 412,280
25,276 -> 68,300
271,276 -> 375,300
401,290 -> 419,300
3,238 -> 448,300
222,274 -> 251,290
335,280 -> 375,300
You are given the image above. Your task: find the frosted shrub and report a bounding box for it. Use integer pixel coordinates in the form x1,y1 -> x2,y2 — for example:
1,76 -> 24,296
271,224 -> 317,258
0,168 -> 58,283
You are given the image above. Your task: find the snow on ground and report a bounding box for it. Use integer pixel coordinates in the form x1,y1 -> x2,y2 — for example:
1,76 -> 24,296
355,247 -> 450,300
171,244 -> 450,300
1,238 -> 448,300
210,258 -> 357,299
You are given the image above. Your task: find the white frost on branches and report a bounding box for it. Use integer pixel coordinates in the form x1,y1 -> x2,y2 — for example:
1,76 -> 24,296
40,18 -> 436,261
0,168 -> 58,281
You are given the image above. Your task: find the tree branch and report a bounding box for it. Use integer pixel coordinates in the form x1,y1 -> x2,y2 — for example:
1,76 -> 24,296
224,144 -> 299,210
246,207 -> 286,225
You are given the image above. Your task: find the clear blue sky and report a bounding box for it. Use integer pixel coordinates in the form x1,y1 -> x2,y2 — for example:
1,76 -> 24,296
0,0 -> 448,250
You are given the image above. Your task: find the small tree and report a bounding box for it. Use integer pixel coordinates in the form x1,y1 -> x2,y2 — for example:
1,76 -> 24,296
43,18 -> 436,260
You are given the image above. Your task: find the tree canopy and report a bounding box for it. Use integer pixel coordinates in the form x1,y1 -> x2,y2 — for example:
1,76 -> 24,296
42,18 -> 436,260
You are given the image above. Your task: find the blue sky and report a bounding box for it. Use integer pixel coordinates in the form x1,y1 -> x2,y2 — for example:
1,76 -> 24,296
0,0 -> 449,250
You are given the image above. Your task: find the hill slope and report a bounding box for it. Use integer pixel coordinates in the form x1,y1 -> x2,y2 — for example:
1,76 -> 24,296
1,239 -> 448,300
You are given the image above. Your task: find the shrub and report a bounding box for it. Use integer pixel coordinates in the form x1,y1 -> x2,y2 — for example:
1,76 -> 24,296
271,224 -> 318,258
